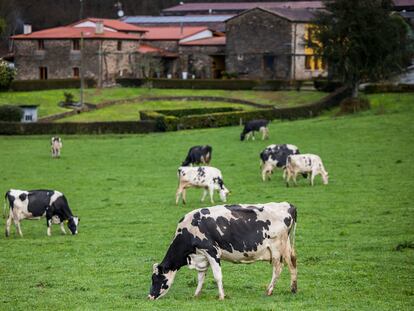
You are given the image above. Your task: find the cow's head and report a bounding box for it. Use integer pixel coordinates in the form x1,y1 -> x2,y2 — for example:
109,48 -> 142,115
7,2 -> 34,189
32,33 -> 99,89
148,263 -> 177,300
67,216 -> 79,235
322,172 -> 329,185
240,132 -> 246,141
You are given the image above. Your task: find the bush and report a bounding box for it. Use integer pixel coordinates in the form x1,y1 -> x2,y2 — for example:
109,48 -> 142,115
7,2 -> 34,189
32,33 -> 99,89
337,97 -> 371,115
10,78 -> 96,91
0,105 -> 23,122
314,80 -> 343,92
0,60 -> 16,90
363,83 -> 414,93
115,78 -> 145,87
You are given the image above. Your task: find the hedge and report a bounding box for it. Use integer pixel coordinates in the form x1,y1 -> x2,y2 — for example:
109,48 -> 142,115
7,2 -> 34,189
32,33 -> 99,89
0,120 -> 158,135
140,86 -> 351,131
10,78 -> 96,92
363,83 -> 414,93
313,80 -> 343,92
116,78 -> 298,90
0,105 -> 23,122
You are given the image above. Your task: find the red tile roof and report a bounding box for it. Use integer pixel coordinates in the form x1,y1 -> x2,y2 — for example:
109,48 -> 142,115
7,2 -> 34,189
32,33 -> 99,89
180,36 -> 226,46
72,18 -> 148,32
12,26 -> 141,40
137,43 -> 178,57
142,26 -> 209,40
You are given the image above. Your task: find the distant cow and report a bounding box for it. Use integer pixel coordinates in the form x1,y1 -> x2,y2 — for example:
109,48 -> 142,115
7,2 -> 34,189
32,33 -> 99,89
285,154 -> 329,186
240,119 -> 269,141
260,144 -> 301,181
4,189 -> 79,237
182,145 -> 212,166
51,136 -> 63,158
148,202 -> 297,300
176,166 -> 230,205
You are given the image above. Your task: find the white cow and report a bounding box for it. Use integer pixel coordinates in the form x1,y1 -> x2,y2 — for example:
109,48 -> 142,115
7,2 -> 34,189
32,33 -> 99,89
260,144 -> 300,181
285,154 -> 329,186
176,166 -> 230,205
51,136 -> 63,158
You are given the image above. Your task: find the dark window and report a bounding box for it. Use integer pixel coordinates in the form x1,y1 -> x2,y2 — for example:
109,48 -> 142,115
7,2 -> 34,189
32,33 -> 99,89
263,55 -> 275,70
25,115 -> 32,121
38,40 -> 45,50
314,57 -> 320,70
307,28 -> 313,47
39,67 -> 48,80
72,39 -> 80,50
73,67 -> 80,78
117,41 -> 122,51
305,55 -> 312,70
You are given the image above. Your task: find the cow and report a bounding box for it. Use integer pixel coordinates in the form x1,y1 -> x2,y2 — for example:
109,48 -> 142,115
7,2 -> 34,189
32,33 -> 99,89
285,154 -> 329,186
240,119 -> 269,141
4,189 -> 79,237
182,145 -> 212,166
51,136 -> 63,158
176,166 -> 230,205
260,144 -> 301,181
148,202 -> 297,300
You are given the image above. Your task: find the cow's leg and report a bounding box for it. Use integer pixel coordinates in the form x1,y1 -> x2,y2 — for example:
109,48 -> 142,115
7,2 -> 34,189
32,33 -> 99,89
47,218 -> 52,236
205,253 -> 224,300
201,188 -> 208,202
282,241 -> 298,294
292,171 -> 298,186
252,132 -> 256,141
12,212 -> 23,237
266,253 -> 283,296
194,270 -> 206,297
176,184 -> 184,205
5,210 -> 12,237
182,188 -> 187,205
285,169 -> 291,187
60,222 -> 66,234
262,168 -> 267,182
208,185 -> 215,204
310,170 -> 315,186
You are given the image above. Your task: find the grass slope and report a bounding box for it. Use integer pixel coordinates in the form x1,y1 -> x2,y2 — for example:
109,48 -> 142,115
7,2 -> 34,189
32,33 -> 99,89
0,88 -> 327,118
0,96 -> 413,310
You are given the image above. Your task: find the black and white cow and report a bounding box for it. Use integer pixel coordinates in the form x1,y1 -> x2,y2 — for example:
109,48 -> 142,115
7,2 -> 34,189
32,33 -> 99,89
240,119 -> 269,141
51,136 -> 63,158
182,145 -> 212,166
4,189 -> 79,237
149,202 -> 297,300
285,154 -> 329,186
260,144 -> 301,181
176,166 -> 230,205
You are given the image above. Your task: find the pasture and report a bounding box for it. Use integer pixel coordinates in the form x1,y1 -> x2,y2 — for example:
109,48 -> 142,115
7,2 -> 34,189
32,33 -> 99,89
0,93 -> 413,310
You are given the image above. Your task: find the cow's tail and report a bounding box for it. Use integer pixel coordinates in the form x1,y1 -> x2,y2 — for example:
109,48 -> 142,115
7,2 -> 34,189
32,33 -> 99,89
288,203 -> 297,249
3,191 -> 10,219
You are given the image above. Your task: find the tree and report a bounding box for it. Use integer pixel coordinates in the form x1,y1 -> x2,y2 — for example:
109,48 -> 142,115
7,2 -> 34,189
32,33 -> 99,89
313,0 -> 414,98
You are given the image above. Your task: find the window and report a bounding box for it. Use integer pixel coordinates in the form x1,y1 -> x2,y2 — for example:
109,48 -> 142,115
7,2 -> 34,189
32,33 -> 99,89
73,67 -> 80,78
72,39 -> 80,50
39,67 -> 48,80
305,55 -> 312,70
263,55 -> 275,70
38,40 -> 45,50
25,115 -> 33,121
314,57 -> 320,70
307,27 -> 313,47
117,40 -> 122,51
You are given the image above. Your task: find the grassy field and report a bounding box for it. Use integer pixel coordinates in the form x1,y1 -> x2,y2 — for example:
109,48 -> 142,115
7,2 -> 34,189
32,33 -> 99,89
57,100 -> 257,122
0,88 -> 327,118
0,94 -> 413,310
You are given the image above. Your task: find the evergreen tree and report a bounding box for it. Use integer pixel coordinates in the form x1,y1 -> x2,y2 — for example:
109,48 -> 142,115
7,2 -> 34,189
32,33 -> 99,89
313,0 -> 413,97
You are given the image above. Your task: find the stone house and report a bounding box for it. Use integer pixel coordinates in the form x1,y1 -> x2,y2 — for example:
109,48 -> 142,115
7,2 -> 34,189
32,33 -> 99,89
12,18 -> 147,83
225,7 -> 327,80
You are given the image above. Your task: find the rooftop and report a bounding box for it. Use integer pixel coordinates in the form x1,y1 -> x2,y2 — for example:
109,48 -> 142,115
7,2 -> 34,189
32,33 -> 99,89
180,36 -> 226,46
142,26 -> 209,40
71,18 -> 148,32
121,15 -> 234,24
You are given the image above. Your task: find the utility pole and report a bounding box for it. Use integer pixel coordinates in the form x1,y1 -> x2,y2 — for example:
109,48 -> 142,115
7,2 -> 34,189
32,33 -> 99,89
80,0 -> 84,20
80,31 -> 84,106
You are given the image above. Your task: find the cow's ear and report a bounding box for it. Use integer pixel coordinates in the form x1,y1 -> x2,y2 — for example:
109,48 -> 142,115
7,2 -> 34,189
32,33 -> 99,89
153,263 -> 159,274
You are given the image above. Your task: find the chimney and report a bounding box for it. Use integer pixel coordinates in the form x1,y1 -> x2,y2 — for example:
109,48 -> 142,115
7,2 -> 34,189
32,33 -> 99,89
23,24 -> 32,35
95,20 -> 104,34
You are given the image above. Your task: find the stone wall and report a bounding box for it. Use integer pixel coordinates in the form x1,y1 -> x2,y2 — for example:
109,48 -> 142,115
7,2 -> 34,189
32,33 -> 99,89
179,45 -> 225,79
13,39 -> 140,82
226,9 -> 293,79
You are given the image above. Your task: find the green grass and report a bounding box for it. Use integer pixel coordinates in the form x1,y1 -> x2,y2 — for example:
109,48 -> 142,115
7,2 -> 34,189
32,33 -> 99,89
57,100 -> 256,122
0,94 -> 413,310
0,88 -> 327,118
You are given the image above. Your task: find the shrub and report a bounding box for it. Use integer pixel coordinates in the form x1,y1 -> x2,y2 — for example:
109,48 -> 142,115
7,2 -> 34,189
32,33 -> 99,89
0,105 -> 23,122
0,60 -> 16,90
313,80 -> 343,92
337,97 -> 371,115
63,92 -> 75,104
115,78 -> 145,87
10,78 -> 96,91
363,83 -> 414,93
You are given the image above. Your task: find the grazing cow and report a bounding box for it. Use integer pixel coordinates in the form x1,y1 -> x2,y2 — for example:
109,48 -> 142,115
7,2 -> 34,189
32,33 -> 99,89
285,154 -> 329,186
51,136 -> 63,158
240,119 -> 269,141
176,166 -> 230,205
260,144 -> 301,181
182,145 -> 212,166
148,202 -> 297,300
4,189 -> 79,237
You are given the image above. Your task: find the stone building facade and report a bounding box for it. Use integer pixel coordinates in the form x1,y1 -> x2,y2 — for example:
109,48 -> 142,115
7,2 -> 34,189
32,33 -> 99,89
225,7 -> 327,80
